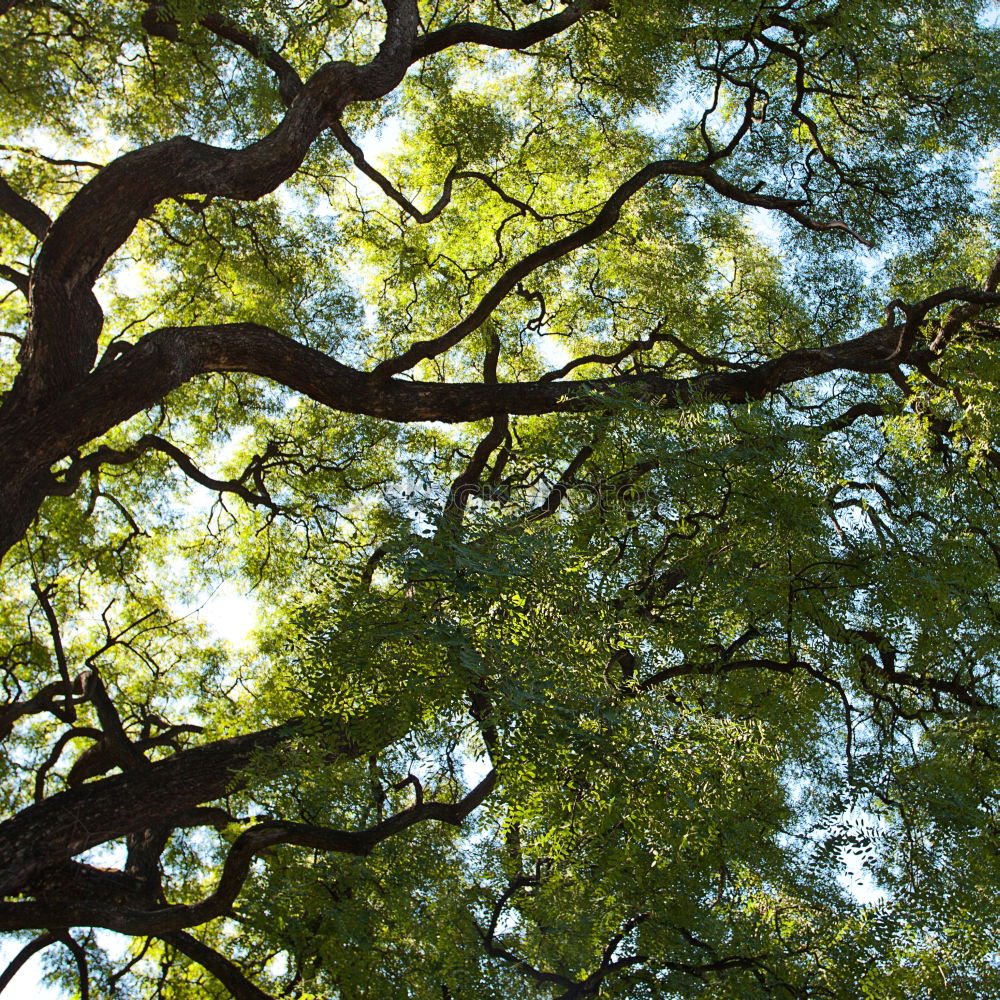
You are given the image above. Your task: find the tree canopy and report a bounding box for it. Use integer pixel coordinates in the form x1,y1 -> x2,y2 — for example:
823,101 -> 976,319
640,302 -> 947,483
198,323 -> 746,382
2,0 -> 1000,996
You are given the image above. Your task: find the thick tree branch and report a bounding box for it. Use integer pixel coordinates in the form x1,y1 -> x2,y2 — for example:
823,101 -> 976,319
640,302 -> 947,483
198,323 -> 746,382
13,0 -> 419,401
0,707 -> 391,898
142,5 -> 304,107
13,313 -> 905,460
0,263 -> 28,294
0,272 -> 991,566
86,669 -> 150,772
67,722 -> 204,786
0,176 -> 50,240
0,769 -> 495,933
13,0 -> 608,402
160,931 -> 276,1000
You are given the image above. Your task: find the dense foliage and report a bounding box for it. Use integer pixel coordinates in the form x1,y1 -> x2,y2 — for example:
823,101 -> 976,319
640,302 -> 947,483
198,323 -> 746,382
2,0 -> 1000,996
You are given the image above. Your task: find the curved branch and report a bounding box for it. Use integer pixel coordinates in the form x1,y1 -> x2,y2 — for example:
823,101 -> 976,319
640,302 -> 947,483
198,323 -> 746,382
142,5 -> 304,107
332,123 -> 557,227
636,656 -> 800,693
332,118 -> 457,223
68,723 -> 204,786
370,158 -> 872,380
52,311 -> 905,433
86,669 -> 150,771
34,727 -> 102,800
0,677 -> 90,741
198,14 -> 304,108
475,876 -> 575,990
412,0 -> 610,60
2,278 -> 994,564
525,443 -> 595,522
0,318 -> 910,560
14,0 -> 608,399
540,322 -> 674,381
816,401 -> 885,437
369,160 -> 675,379
55,932 -> 90,1000
52,434 -> 279,511
848,629 -> 991,710
0,263 -> 28,294
0,932 -> 56,994
15,1 -> 419,399
29,582 -> 75,713
153,766 -> 496,933
0,144 -> 103,172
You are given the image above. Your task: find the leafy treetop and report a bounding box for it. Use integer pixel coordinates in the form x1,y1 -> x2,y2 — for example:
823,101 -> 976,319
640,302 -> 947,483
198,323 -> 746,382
1,1 -> 1000,998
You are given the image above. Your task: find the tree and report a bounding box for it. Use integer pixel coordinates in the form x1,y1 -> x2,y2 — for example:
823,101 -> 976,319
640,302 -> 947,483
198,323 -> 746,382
1,0 -> 1000,995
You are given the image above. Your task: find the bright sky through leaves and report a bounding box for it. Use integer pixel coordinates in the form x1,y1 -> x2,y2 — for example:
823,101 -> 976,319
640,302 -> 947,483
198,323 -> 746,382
2,1 -> 1000,997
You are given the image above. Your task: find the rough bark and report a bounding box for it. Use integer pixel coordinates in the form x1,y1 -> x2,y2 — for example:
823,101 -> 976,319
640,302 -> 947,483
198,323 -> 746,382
0,308 -> 958,561
0,721 -> 301,897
